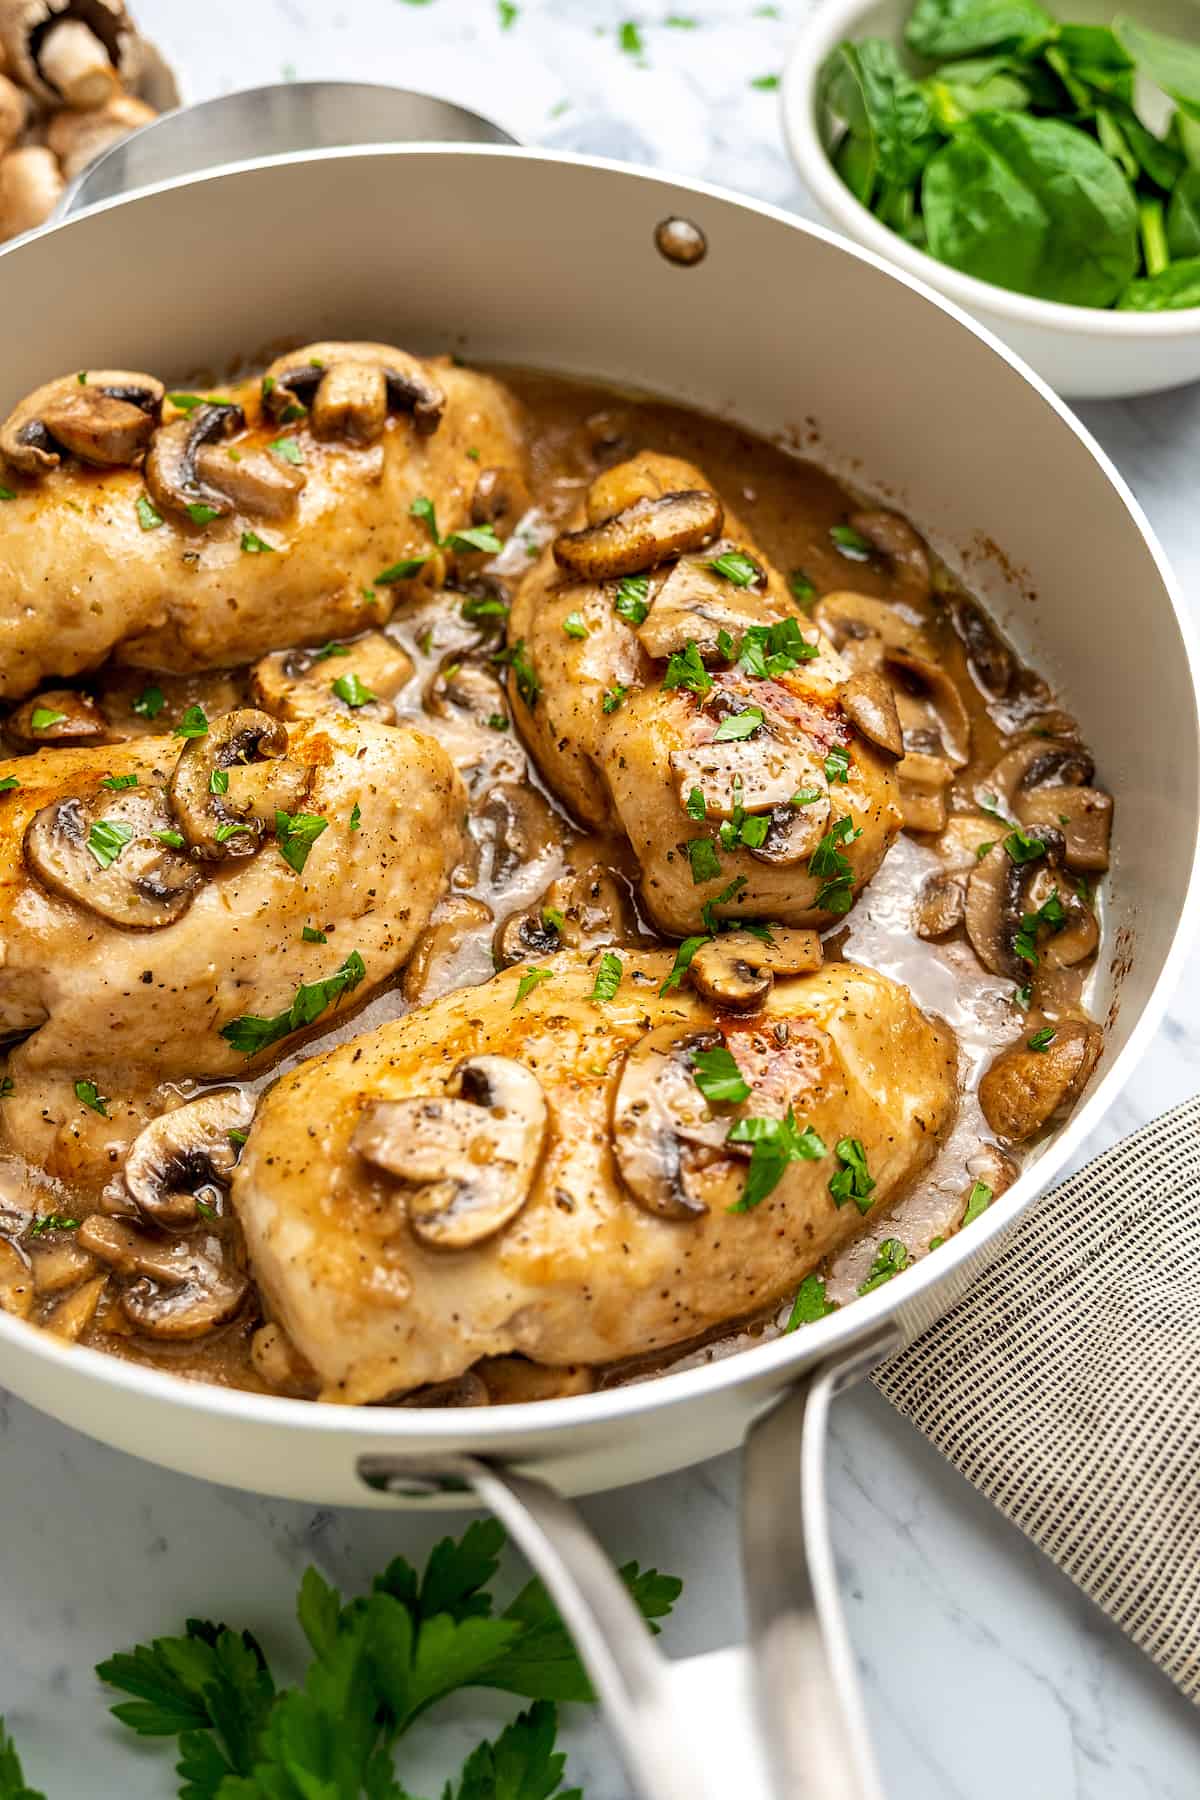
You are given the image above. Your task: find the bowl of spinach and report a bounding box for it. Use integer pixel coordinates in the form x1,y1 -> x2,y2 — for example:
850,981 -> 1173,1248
782,0 -> 1200,396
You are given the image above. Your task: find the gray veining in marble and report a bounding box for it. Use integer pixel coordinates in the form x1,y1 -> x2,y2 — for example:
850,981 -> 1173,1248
2,1 -> 1199,1794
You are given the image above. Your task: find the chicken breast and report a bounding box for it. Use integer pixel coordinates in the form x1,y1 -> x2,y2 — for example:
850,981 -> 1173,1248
234,949 -> 956,1402
0,709 -> 464,1184
0,346 -> 527,698
505,452 -> 902,935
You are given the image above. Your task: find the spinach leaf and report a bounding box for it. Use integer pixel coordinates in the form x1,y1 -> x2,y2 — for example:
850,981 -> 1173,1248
1117,255 -> 1200,311
1103,100 -> 1184,191
922,110 -> 1139,305
1169,110 -> 1200,171
1095,107 -> 1139,183
834,128 -> 879,203
922,67 -> 1032,132
1168,167 -> 1200,260
905,0 -> 1053,60
1114,18 -> 1200,126
1054,24 -> 1134,103
820,39 -> 938,190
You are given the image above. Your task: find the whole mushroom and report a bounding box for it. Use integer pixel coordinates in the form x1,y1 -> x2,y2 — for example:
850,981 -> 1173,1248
0,1 -> 144,109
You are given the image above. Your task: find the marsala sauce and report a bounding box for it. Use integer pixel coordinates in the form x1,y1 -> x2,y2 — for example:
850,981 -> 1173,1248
0,370 -> 1103,1400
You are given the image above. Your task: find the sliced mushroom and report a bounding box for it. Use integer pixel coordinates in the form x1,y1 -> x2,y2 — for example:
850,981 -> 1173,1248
353,1056 -> 548,1251
980,739 -> 1093,814
471,464 -> 530,528
425,657 -> 509,730
611,1028 -> 731,1220
1017,786 -> 1112,873
494,864 -> 637,968
251,633 -> 412,724
749,792 -> 834,867
43,1272 -> 107,1340
554,490 -> 724,580
688,927 -> 822,1012
7,687 -> 108,747
400,1370 -> 491,1407
964,828 -> 1095,981
965,1141 -> 1019,1198
25,784 -> 202,928
839,668 -> 903,757
913,869 -> 967,939
978,1019 -> 1103,1142
468,781 -> 560,889
261,342 -> 445,441
123,1087 -> 255,1227
937,811 -> 1001,866
27,1237 -> 96,1294
78,1215 -> 247,1340
193,441 -> 306,519
586,461 -> 663,525
885,649 -> 971,768
144,401 -> 244,520
636,553 -> 769,660
0,370 -> 163,475
0,1236 -> 33,1319
897,751 -> 952,834
670,730 -> 828,825
167,708 -> 309,860
812,592 -> 931,666
953,596 -> 1014,697
846,509 -> 931,604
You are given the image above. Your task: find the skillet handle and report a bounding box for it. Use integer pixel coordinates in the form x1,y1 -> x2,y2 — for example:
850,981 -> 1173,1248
359,1329 -> 893,1800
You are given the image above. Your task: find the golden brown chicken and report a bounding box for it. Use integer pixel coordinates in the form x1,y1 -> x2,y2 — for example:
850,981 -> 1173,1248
0,344 -> 527,698
505,452 -> 903,935
233,947 -> 956,1402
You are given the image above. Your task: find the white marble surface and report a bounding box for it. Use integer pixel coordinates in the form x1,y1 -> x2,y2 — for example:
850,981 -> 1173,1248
3,1 -> 1200,1794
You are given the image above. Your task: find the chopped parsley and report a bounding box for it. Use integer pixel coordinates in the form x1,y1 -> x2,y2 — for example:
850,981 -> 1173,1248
487,712 -> 510,730
962,1180 -> 993,1226
499,0 -> 518,25
499,638 -> 541,709
74,1078 -> 109,1117
619,19 -> 644,52
333,672 -> 374,708
29,1212 -> 80,1236
312,641 -> 351,661
824,747 -> 850,785
1013,891 -> 1067,965
563,610 -> 589,639
686,837 -> 723,884
461,590 -> 510,625
0,485 -> 14,501
0,776 -> 19,794
829,1136 -> 876,1213
168,391 -> 225,412
857,1237 -> 908,1294
712,707 -> 763,743
789,569 -> 816,605
447,524 -> 503,556
978,792 -> 1008,820
700,874 -> 747,932
727,1107 -> 827,1212
1013,983 -> 1033,1008
690,1043 -> 750,1106
136,494 -> 164,531
659,934 -> 709,995
791,788 -> 822,807
513,965 -> 555,1006
275,809 -> 329,874
377,557 -> 428,583
131,684 -> 165,720
542,906 -> 566,932
614,575 -> 650,626
102,773 -> 139,791
1004,827 -> 1047,865
301,925 -> 327,943
349,802 -> 362,831
737,617 -> 817,678
590,951 -> 624,1004
786,1273 -> 837,1328
185,503 -> 221,526
601,684 -> 627,714
976,840 -> 995,859
808,815 -> 861,914
686,787 -> 707,820
662,641 -> 712,697
87,819 -> 134,869
219,951 -> 366,1055
209,768 -> 229,795
1028,1026 -> 1057,1052
240,530 -> 276,554
214,822 -> 253,844
172,704 -> 209,739
269,436 -> 304,465
155,828 -> 184,848
0,1075 -> 11,1098
750,71 -> 780,89
830,523 -> 873,560
29,706 -> 67,731
708,549 -> 761,588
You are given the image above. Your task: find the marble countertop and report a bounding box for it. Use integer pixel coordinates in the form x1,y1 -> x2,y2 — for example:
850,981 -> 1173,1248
3,1 -> 1200,1794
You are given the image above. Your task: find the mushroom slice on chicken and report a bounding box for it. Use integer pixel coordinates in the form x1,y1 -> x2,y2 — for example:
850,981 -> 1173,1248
25,780 -> 202,927
687,927 -> 822,1011
250,633 -> 414,724
353,1056 -> 548,1250
554,489 -> 724,580
232,951 -> 956,1401
261,342 -> 446,441
0,371 -> 163,475
635,552 -> 767,660
144,401 -> 245,521
7,688 -> 109,748
124,1087 -> 256,1227
167,708 -> 310,859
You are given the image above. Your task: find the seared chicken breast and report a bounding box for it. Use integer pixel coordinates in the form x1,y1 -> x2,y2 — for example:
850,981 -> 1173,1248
234,949 -> 956,1402
506,452 -> 903,935
0,346 -> 527,698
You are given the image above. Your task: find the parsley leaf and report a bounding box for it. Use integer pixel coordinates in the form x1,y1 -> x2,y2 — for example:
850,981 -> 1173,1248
29,706 -> 66,732
708,549 -> 761,587
1004,827 -> 1047,864
275,809 -> 329,875
857,1237 -> 908,1293
0,776 -> 18,794
28,1213 -> 79,1238
662,640 -> 712,696
824,746 -> 850,784
613,575 -> 650,625
686,786 -> 707,820
700,873 -> 747,932
136,494 -> 164,531
377,556 -> 428,583
712,707 -> 764,742
219,952 -> 365,1055
686,837 -> 722,883
962,1180 -> 993,1226
131,684 -> 165,720
185,503 -> 221,526
785,1272 -> 837,1329
74,1078 -> 109,1117
1014,890 -> 1067,965
562,610 -> 589,639
601,684 -> 627,713
101,773 -> 139,791
737,617 -> 818,679
1028,1026 -> 1056,1051
240,529 -> 276,554
513,966 -> 555,1006
269,436 -> 303,465
87,819 -> 133,869
301,925 -> 327,944
333,671 -> 375,709
0,1716 -> 46,1800
659,934 -> 709,995
447,523 -> 503,556
727,1107 -> 827,1211
789,568 -> 816,605
500,638 -> 541,709
590,951 -> 624,1003
690,1043 -> 750,1105
830,523 -> 873,559
312,641 -> 351,661
172,705 -> 209,739
808,815 -> 861,914
829,1136 -> 876,1213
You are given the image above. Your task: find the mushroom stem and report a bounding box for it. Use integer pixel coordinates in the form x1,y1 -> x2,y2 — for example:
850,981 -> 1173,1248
0,144 -> 62,238
38,18 -> 116,106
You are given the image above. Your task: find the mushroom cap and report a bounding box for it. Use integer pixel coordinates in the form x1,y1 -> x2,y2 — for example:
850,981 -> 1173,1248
0,144 -> 62,240
688,927 -> 823,1012
250,632 -> 413,724
845,508 -> 931,604
0,370 -> 163,475
45,91 -> 154,181
839,668 -> 903,758
913,869 -> 967,939
260,342 -> 446,441
611,1027 -> 732,1220
953,595 -> 1014,697
124,1086 -> 256,1227
1,0 -> 143,106
193,440 -> 306,519
885,647 -> 971,768
978,1018 -> 1103,1142
352,1055 -> 548,1251
24,784 -> 202,928
470,463 -> 530,529
554,490 -> 724,581
144,401 -> 244,520
812,591 -> 932,664
7,687 -> 109,747
78,1215 -> 247,1340
167,708 -> 310,860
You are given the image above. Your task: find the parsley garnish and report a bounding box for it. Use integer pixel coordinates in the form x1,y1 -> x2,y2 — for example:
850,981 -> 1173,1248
0,485 -> 15,501
590,951 -> 624,1004
0,776 -> 18,794
447,524 -> 503,555
269,436 -> 303,465
240,530 -> 276,554
824,747 -> 850,784
312,641 -> 351,661
791,788 -> 822,807
461,591 -> 509,627
301,925 -> 327,943
686,837 -> 722,883
829,1136 -> 876,1213
102,773 -> 139,791
962,1180 -> 993,1226
155,828 -> 184,848
275,810 -> 329,874
713,707 -> 764,743
808,815 -> 860,914
785,1272 -> 837,1329
1004,827 -> 1047,865
185,503 -> 221,526
619,19 -> 644,52
487,712 -> 510,730
1014,891 -> 1067,965
214,822 -> 252,844
131,684 -> 165,720
377,557 -> 428,583
601,684 -> 627,713
858,1237 -> 907,1293
691,1043 -> 750,1105
29,706 -> 66,732
1028,1026 -> 1056,1052
349,802 -> 362,831
750,71 -> 780,89
219,951 -> 366,1055
686,786 -> 707,820
789,569 -> 816,605
662,641 -> 713,697
87,819 -> 133,869
333,672 -> 374,708
659,934 -> 709,995
172,704 -> 209,739
563,610 -> 589,639
136,494 -> 164,531
29,1212 -> 80,1237
700,874 -> 747,932
499,0 -> 518,25
0,1075 -> 13,1097
830,523 -> 873,559
500,638 -> 541,709
737,617 -> 817,678
976,840 -> 995,859
209,768 -> 229,795
74,1078 -> 109,1117
513,965 -> 555,1006
614,575 -> 650,625
708,549 -> 761,588
1013,983 -> 1033,1008
727,1107 -> 827,1211
168,391 -> 226,412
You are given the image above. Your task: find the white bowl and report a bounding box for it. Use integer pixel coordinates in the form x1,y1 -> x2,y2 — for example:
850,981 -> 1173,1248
782,0 -> 1200,398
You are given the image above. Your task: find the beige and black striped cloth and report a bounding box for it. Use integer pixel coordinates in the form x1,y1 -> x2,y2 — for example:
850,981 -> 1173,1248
874,1095 -> 1200,1703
